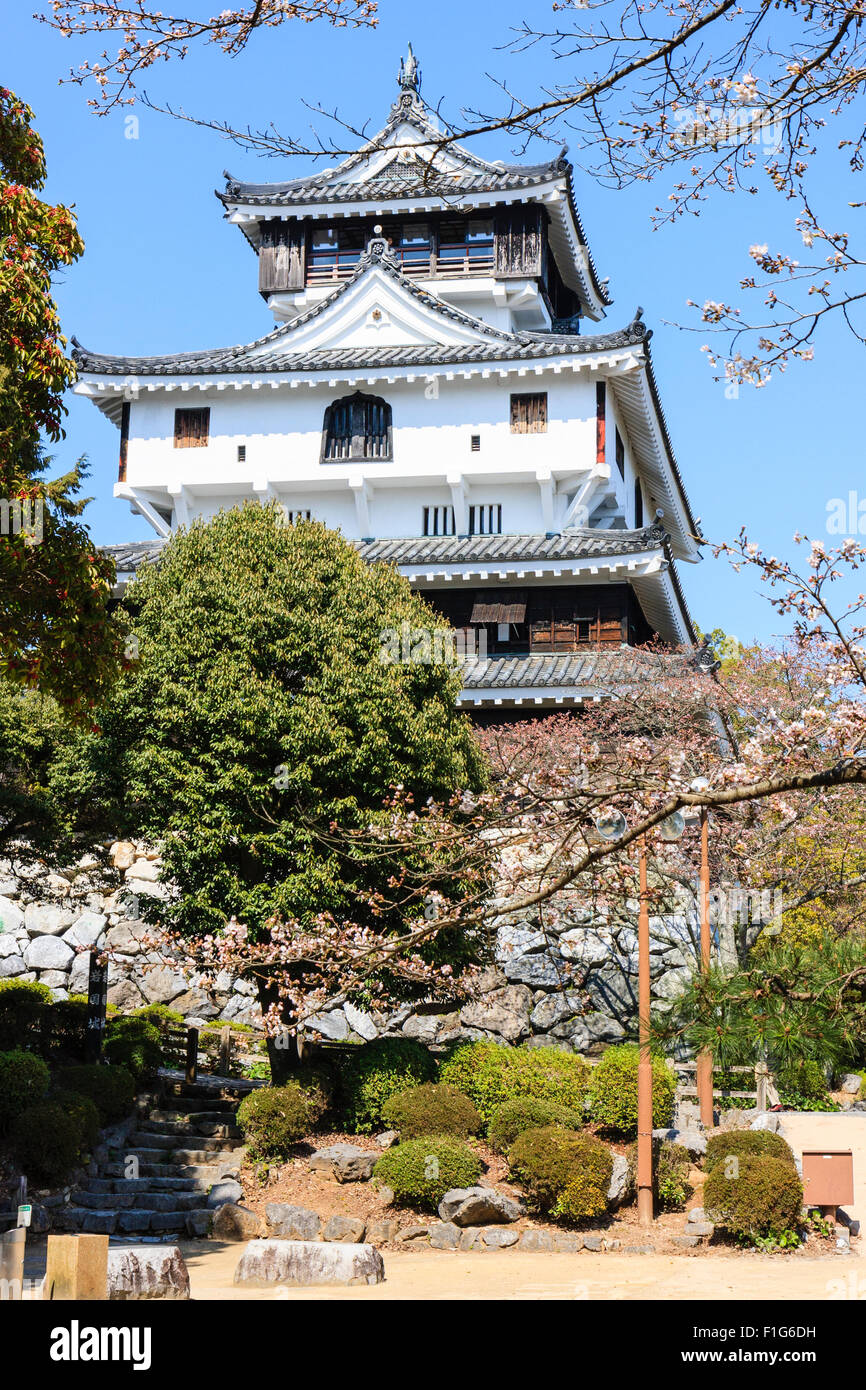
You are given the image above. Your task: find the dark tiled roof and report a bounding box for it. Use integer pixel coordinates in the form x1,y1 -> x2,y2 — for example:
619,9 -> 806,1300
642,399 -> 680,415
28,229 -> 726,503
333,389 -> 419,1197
355,526 -> 666,567
103,540 -> 167,572
101,527 -> 665,578
218,164 -> 565,208
459,647 -> 691,692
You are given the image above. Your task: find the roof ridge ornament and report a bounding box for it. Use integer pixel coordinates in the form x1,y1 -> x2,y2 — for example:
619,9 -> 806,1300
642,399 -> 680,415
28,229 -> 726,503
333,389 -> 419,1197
398,42 -> 421,94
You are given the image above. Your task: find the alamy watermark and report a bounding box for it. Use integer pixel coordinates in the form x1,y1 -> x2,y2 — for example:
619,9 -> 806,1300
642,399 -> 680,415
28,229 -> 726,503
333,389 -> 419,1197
379,620 -> 488,665
0,497 -> 43,545
826,491 -> 866,536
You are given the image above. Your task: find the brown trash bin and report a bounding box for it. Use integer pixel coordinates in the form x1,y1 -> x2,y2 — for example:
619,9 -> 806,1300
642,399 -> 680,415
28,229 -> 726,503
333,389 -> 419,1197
801,1149 -> 854,1210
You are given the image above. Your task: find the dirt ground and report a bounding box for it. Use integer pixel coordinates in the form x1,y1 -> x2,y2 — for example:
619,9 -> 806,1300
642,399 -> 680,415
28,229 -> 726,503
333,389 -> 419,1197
177,1240 -> 861,1301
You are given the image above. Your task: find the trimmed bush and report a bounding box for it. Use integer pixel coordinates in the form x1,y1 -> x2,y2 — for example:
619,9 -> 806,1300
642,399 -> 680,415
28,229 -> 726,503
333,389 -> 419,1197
704,1155 -> 804,1240
51,1089 -> 101,1151
776,1059 -> 836,1110
45,996 -> 90,1062
625,1136 -> 691,1210
56,1064 -> 135,1124
373,1134 -> 481,1210
337,1039 -> 437,1134
438,1040 -> 591,1127
104,1016 -> 164,1080
237,1084 -> 312,1161
0,979 -> 52,1050
508,1124 -> 613,1220
132,1003 -> 184,1031
588,1045 -> 677,1135
705,1128 -> 796,1172
0,1049 -> 50,1133
488,1097 -> 583,1154
381,1083 -> 481,1140
10,1101 -> 84,1185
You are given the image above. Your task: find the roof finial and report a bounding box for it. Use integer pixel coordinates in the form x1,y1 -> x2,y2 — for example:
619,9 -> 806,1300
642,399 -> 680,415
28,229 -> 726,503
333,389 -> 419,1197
398,42 -> 421,94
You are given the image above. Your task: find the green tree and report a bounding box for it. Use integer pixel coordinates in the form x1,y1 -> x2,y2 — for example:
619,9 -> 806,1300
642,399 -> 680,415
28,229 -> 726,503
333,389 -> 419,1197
0,88 -> 122,714
87,506 -> 486,1074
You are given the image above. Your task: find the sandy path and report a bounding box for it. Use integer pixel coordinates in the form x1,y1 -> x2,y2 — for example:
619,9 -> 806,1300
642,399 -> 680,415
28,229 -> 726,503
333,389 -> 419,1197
178,1241 -> 859,1301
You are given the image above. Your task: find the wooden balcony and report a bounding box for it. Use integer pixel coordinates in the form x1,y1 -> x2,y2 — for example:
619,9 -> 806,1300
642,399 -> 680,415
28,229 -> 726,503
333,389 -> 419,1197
306,244 -> 495,286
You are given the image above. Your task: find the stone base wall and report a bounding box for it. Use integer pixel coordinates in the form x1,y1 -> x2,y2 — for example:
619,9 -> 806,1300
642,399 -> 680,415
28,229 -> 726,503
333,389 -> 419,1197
0,843 -> 700,1053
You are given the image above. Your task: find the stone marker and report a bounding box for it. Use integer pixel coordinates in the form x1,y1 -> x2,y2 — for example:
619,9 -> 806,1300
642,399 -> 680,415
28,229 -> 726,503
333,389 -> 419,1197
45,1234 -> 108,1301
107,1246 -> 190,1300
234,1239 -> 384,1287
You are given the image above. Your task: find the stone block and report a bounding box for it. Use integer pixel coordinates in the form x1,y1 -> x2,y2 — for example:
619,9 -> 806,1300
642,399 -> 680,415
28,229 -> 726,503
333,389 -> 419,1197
234,1239 -> 384,1287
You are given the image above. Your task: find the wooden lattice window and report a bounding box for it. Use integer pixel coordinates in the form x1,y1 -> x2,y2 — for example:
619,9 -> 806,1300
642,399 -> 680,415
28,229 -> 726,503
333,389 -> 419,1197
422,505 -> 456,537
510,392 -> 547,434
468,504 -> 502,536
322,392 -> 392,462
174,407 -> 210,448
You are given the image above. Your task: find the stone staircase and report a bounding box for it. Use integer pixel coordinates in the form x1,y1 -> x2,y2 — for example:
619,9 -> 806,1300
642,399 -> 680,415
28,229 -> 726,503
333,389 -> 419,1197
56,1079 -> 249,1240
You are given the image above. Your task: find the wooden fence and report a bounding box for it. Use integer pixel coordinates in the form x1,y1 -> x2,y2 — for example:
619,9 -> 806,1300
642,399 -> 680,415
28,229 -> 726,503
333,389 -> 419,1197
674,1061 -> 771,1110
161,1025 -> 265,1083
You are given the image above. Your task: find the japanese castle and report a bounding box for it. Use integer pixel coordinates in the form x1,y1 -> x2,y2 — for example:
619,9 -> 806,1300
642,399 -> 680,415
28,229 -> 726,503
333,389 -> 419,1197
73,47 -> 703,716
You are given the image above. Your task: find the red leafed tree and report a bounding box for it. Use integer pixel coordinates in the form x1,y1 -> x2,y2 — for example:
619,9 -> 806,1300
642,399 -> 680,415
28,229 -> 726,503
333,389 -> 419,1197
0,88 -> 123,714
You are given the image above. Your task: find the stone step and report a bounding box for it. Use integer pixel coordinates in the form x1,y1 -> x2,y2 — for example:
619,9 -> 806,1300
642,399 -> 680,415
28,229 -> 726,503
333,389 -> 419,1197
129,1130 -> 243,1153
103,1159 -> 230,1182
141,1117 -> 244,1139
84,1175 -> 209,1195
55,1207 -> 212,1237
148,1109 -> 240,1128
152,1095 -> 236,1114
71,1189 -> 205,1214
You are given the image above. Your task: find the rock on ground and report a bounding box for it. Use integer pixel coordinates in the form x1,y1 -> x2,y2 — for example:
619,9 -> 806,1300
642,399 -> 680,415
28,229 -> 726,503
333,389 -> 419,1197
438,1187 -> 524,1227
323,1215 -> 366,1243
107,1246 -> 190,1300
234,1239 -> 384,1287
211,1203 -> 261,1242
308,1144 -> 377,1183
265,1203 -> 322,1240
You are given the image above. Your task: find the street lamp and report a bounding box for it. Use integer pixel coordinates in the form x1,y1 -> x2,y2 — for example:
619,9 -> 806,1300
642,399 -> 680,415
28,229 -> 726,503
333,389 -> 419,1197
593,807 -> 685,1226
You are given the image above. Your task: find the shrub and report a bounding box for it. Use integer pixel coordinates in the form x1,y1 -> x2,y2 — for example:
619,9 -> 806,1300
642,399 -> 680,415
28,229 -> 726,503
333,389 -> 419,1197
438,1040 -> 591,1127
705,1128 -> 796,1172
104,1016 -> 164,1080
488,1097 -> 583,1154
704,1155 -> 804,1241
588,1045 -> 677,1135
776,1059 -> 837,1110
10,1101 -> 84,1185
657,1141 -> 692,1211
337,1039 -> 436,1133
0,1049 -> 50,1133
508,1125 -> 613,1219
236,1084 -> 312,1161
51,1089 -> 101,1151
372,1135 -> 481,1210
132,1003 -> 184,1031
0,979 -> 52,1050
46,996 -> 90,1062
381,1083 -> 481,1140
56,1064 -> 135,1124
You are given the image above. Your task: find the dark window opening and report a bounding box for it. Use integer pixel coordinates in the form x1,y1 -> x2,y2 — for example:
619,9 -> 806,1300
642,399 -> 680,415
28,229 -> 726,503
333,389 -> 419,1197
237,443 -> 246,463
470,435 -> 481,452
174,407 -> 210,449
615,428 -> 625,479
322,392 -> 392,462
510,392 -> 548,434
422,505 -> 456,537
634,478 -> 644,528
468,504 -> 502,535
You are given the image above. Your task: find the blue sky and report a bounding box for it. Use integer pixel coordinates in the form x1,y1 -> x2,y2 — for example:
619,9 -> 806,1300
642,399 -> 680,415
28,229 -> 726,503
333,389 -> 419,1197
6,0 -> 862,644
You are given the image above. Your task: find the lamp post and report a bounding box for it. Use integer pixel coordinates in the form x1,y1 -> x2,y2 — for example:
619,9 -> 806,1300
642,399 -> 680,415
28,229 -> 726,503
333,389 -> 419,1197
594,807 -> 685,1226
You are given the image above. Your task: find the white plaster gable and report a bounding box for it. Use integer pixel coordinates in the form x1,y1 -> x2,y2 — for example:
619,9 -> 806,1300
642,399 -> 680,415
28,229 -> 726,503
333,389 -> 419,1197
244,263 -> 506,356
330,120 -> 484,184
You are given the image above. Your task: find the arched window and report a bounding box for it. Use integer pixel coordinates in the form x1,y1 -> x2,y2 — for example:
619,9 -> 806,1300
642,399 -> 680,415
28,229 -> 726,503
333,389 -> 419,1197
322,392 -> 393,462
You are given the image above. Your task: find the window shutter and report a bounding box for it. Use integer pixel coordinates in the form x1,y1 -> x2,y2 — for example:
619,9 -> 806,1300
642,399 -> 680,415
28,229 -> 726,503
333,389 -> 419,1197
510,392 -> 547,434
174,407 -> 210,448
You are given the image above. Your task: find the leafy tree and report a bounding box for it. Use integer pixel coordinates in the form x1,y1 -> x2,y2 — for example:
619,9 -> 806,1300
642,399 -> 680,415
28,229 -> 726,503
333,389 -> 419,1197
0,88 -> 122,713
85,505 -> 486,1074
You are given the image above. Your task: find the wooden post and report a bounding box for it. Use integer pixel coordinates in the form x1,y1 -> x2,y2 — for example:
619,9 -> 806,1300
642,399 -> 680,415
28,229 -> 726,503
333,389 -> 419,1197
218,1025 -> 232,1077
0,1228 -> 26,1301
696,807 -> 715,1128
44,1234 -> 108,1301
637,840 -> 654,1227
185,1027 -> 199,1085
755,1060 -> 769,1112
